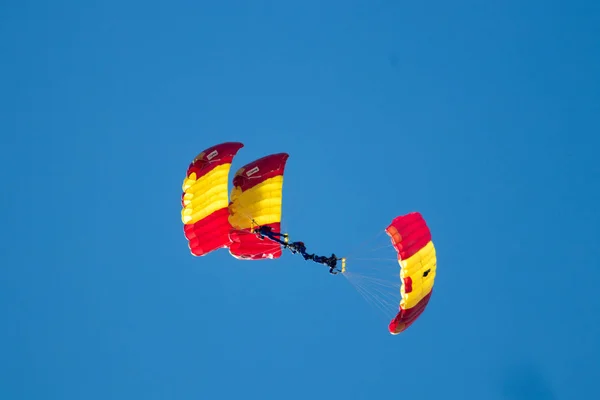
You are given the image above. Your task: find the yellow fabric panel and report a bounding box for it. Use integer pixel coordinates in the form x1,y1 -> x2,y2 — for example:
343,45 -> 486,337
228,176 -> 284,229
399,241 -> 437,310
181,163 -> 231,225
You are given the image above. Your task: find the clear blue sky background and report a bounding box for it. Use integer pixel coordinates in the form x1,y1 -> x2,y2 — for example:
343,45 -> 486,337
2,1 -> 599,399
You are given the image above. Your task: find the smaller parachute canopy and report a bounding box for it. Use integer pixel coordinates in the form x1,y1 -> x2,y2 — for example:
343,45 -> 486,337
228,152 -> 289,260
385,212 -> 437,334
181,142 -> 244,256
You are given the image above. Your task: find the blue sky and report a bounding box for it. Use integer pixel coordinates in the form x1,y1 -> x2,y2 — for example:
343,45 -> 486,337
2,1 -> 599,399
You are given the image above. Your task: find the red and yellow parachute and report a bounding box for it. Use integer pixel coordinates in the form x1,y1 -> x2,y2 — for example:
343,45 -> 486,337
181,142 -> 437,334
181,142 -> 244,256
181,142 -> 288,260
385,212 -> 437,334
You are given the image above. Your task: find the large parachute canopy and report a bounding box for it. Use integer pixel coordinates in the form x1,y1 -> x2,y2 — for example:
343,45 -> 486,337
385,212 -> 437,334
181,142 -> 244,256
228,153 -> 289,260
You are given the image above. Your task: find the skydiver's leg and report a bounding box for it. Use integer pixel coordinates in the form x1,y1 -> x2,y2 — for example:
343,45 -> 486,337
258,231 -> 285,246
268,230 -> 285,238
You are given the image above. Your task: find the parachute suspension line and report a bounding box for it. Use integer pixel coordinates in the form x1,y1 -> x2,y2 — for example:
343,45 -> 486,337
344,258 -> 402,277
339,228 -> 404,320
338,228 -> 396,290
340,228 -> 391,275
344,272 -> 400,313
344,229 -> 387,260
344,276 -> 387,317
343,242 -> 401,282
343,272 -> 399,320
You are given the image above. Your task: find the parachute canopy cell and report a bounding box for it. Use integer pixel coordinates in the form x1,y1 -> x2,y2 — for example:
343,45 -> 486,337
385,212 -> 437,334
228,153 -> 289,260
181,142 -> 244,256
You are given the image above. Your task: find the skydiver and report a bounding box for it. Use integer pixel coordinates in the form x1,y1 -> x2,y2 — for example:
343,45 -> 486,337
287,241 -> 313,260
254,225 -> 287,241
255,226 -> 340,274
313,253 -> 340,274
254,225 -> 272,239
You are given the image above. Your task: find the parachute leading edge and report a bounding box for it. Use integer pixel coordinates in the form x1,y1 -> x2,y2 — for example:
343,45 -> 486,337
228,153 -> 289,260
181,142 -> 244,256
385,212 -> 437,334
